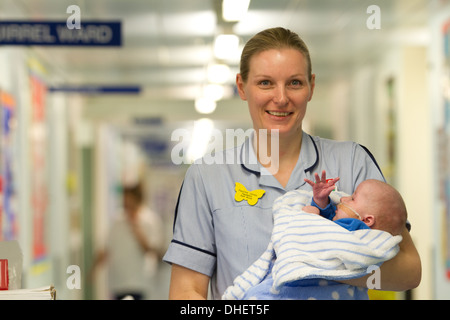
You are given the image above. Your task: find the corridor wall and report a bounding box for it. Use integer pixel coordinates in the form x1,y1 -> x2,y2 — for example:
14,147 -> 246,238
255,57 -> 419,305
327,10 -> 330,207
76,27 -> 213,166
430,2 -> 450,300
339,41 -> 433,299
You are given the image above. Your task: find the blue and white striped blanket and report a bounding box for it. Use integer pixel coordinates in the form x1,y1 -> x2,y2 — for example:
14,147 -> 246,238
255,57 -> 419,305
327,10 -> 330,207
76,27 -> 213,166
222,190 -> 402,300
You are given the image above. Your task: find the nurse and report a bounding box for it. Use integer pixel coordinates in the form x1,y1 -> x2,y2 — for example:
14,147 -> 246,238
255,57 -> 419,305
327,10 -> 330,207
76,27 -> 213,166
163,27 -> 421,299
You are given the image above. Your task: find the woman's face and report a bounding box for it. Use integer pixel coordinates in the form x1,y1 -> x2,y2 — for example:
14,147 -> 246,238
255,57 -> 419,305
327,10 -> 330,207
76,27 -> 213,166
236,48 -> 315,138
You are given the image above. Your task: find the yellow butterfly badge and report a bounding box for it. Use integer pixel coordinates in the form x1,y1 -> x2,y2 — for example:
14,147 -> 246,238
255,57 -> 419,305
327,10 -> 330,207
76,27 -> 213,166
234,182 -> 265,206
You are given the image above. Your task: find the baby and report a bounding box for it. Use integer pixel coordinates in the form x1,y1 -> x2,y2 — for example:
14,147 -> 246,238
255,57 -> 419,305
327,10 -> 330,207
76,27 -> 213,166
222,172 -> 406,300
303,171 -> 407,236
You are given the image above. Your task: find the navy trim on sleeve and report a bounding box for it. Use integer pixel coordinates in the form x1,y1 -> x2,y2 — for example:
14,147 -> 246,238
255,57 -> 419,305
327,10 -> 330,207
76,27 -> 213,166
171,239 -> 217,257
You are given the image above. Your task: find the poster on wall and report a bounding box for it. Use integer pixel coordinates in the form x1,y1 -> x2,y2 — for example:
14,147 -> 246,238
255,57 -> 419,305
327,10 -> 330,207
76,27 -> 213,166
0,90 -> 17,241
29,73 -> 48,262
440,19 -> 450,280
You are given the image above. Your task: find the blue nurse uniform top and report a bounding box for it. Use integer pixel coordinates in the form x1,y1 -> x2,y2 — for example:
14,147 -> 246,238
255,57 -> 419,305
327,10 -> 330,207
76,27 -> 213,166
163,131 -> 385,299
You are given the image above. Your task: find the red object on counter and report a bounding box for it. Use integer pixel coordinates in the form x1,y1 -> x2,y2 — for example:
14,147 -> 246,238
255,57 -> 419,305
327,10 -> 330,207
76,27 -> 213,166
0,259 -> 8,290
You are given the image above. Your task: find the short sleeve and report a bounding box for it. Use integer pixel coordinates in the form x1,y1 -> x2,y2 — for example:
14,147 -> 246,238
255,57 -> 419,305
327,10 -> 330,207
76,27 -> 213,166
163,164 -> 217,277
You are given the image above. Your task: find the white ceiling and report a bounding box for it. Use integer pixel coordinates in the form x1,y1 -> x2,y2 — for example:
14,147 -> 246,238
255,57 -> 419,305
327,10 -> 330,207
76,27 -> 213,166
0,0 -> 430,97
0,0 -> 432,162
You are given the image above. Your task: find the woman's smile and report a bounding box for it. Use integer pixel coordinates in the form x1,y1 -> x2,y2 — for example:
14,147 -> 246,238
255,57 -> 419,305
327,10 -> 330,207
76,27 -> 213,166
266,111 -> 293,117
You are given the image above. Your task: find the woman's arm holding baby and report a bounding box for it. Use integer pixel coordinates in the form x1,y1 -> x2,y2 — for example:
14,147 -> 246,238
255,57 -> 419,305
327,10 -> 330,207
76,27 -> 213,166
339,227 -> 421,291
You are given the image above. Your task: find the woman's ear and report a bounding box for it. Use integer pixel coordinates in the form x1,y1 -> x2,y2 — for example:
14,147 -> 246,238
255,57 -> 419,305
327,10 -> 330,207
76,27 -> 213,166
308,73 -> 316,102
362,215 -> 375,228
236,74 -> 247,101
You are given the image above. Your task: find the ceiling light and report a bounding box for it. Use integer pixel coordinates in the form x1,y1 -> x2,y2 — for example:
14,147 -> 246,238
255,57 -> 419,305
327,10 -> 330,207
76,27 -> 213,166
207,63 -> 231,84
195,97 -> 217,114
203,84 -> 225,101
214,34 -> 239,60
222,0 -> 251,22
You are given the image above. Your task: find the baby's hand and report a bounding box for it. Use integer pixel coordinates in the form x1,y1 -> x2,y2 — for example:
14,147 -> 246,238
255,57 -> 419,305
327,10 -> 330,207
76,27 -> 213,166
302,206 -> 320,215
304,170 -> 340,208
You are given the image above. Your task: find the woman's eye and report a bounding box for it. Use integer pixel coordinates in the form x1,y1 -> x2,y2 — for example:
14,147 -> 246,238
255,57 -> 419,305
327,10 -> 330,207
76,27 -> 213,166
259,80 -> 270,86
290,80 -> 301,86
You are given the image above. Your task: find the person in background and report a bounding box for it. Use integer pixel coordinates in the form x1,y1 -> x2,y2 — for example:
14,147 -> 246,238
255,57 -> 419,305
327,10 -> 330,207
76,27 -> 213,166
92,183 -> 164,300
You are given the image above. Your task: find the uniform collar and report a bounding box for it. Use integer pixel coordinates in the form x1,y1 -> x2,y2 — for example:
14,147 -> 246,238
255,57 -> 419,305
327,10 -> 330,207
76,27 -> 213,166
240,131 -> 319,190
239,130 -> 260,174
299,132 -> 319,174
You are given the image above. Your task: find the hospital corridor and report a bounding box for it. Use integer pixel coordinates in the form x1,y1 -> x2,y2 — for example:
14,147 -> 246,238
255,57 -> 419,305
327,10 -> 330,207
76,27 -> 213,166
0,0 -> 449,301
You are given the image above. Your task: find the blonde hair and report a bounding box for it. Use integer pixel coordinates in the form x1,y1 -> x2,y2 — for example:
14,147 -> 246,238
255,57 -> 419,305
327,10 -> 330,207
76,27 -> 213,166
239,27 -> 312,83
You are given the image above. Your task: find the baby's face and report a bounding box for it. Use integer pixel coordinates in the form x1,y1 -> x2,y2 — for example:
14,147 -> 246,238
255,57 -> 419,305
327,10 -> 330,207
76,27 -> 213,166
335,180 -> 380,221
334,202 -> 362,220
